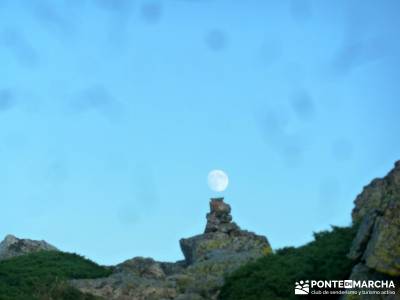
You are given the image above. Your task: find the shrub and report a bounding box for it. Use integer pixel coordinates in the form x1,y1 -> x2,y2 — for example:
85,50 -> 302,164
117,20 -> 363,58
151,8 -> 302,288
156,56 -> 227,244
219,226 -> 357,300
0,251 -> 111,300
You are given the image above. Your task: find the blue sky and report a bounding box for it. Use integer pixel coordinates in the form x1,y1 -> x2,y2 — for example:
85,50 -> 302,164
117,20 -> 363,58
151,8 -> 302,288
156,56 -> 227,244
1,0 -> 400,265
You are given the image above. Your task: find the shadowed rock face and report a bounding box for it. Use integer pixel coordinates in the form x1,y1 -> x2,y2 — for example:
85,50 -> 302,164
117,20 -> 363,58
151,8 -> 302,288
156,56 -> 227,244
344,161 -> 400,300
0,234 -> 58,261
72,198 -> 272,300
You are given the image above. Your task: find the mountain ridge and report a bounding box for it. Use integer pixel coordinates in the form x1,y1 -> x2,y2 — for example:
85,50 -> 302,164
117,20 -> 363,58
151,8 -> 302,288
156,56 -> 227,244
1,161 -> 400,299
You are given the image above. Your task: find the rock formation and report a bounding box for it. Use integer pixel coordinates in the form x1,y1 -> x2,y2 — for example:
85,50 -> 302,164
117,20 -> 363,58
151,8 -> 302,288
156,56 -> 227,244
180,198 -> 270,266
0,234 -> 58,261
72,197 -> 272,300
3,162 -> 400,299
344,161 -> 400,299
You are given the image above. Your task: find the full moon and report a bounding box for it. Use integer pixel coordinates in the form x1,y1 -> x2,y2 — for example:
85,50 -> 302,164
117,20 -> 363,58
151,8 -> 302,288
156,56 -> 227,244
208,170 -> 229,192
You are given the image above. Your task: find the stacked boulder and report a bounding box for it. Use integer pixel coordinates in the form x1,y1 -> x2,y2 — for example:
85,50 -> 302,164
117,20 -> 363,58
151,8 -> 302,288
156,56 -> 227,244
204,197 -> 239,234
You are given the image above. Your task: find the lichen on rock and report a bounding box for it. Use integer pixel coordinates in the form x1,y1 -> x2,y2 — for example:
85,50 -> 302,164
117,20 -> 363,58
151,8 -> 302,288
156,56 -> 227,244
344,161 -> 400,299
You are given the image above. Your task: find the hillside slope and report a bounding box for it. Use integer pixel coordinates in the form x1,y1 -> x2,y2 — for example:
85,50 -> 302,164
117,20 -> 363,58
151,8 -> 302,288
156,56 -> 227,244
0,251 -> 111,300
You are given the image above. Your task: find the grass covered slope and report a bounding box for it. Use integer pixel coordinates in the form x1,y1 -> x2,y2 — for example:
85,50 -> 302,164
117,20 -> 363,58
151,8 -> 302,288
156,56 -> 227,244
0,251 -> 112,300
219,226 -> 358,300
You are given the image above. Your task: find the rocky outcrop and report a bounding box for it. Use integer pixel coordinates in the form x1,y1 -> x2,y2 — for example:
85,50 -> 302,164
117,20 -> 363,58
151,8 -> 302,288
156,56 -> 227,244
344,161 -> 400,299
72,257 -> 178,300
0,234 -> 58,261
351,161 -> 400,224
180,198 -> 270,266
72,197 -> 271,300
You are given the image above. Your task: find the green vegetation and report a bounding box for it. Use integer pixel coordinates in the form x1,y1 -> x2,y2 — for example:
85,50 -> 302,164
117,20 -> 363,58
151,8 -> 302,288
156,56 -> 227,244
0,251 -> 112,300
219,226 -> 358,300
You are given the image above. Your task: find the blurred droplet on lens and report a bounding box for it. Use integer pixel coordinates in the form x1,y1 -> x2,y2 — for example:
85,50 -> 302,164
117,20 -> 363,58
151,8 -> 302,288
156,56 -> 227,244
141,2 -> 163,24
205,30 -> 228,51
1,29 -> 39,67
290,90 -> 315,121
0,90 -> 15,112
290,0 -> 312,22
46,161 -> 69,183
29,1 -> 71,34
68,85 -> 122,120
332,36 -> 388,75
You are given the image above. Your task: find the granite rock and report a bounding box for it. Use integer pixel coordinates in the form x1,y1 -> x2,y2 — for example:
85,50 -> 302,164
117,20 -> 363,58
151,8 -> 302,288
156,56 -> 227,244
0,234 -> 58,261
346,161 -> 400,299
349,161 -> 400,276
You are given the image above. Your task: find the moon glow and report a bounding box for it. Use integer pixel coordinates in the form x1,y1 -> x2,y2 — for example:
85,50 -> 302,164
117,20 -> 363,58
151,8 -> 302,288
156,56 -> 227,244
208,170 -> 229,192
